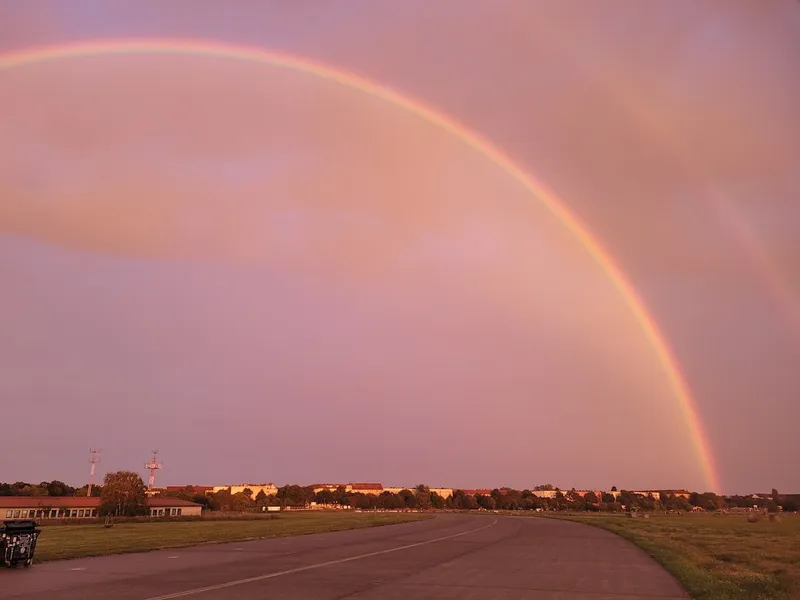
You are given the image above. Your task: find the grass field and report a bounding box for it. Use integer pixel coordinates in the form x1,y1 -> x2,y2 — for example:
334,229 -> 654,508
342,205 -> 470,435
551,513 -> 800,600
34,511 -> 432,562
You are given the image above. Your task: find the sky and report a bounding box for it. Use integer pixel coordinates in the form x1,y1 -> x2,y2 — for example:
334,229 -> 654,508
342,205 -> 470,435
0,0 -> 798,495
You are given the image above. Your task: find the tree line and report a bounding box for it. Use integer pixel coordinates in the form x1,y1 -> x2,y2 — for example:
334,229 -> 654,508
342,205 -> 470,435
162,484 -> 796,514
3,477 -> 794,515
0,481 -> 101,497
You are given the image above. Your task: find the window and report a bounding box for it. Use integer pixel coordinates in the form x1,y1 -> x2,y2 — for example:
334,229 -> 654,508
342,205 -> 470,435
13,510 -> 20,518
78,510 -> 85,517
4,511 -> 11,518
91,509 -> 97,517
20,510 -> 27,518
177,508 -> 182,516
50,510 -> 57,518
171,508 -> 177,516
71,510 -> 77,518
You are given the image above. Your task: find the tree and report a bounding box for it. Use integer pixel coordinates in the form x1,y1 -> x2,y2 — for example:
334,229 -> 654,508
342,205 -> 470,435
334,486 -> 349,507
255,489 -> 268,504
242,488 -> 254,500
45,481 -> 75,497
99,471 -> 148,516
29,485 -> 49,497
315,489 -> 335,506
534,484 -> 555,491
476,494 -> 496,510
193,494 -> 216,511
277,485 -> 309,508
611,486 -> 618,492
231,492 -> 253,512
415,485 -> 431,510
398,489 -> 415,509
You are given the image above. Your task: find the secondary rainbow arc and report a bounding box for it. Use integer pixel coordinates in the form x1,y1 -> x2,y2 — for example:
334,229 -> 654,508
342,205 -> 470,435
0,38 -> 722,492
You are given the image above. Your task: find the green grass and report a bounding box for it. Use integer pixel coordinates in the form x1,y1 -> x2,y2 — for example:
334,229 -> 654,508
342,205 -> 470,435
34,511 -> 432,562
547,513 -> 799,600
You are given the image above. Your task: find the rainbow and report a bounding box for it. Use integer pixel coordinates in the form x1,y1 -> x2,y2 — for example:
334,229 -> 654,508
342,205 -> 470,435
0,38 -> 721,492
550,37 -> 800,335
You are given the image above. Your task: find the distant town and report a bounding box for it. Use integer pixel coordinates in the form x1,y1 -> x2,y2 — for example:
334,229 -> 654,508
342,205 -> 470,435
1,477 -> 797,521
0,450 -> 794,520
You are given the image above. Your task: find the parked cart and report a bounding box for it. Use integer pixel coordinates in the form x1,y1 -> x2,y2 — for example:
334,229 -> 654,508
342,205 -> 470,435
1,520 -> 42,568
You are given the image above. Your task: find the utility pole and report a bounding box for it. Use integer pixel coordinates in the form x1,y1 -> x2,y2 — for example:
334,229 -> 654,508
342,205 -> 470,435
145,450 -> 163,491
88,448 -> 101,497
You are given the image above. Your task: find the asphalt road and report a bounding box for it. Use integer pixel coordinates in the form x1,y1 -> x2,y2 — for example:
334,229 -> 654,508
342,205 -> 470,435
0,514 -> 690,599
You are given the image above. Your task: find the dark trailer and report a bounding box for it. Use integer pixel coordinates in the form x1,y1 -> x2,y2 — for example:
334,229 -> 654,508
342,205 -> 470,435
1,520 -> 42,568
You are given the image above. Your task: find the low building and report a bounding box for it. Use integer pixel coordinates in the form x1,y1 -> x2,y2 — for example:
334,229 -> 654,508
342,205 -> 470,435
530,490 -> 559,499
660,490 -> 691,499
382,487 -> 453,497
212,483 -> 278,497
311,484 -> 345,494
460,489 -> 493,496
146,498 -> 203,517
0,496 -> 202,519
348,483 -> 384,495
165,485 -> 214,495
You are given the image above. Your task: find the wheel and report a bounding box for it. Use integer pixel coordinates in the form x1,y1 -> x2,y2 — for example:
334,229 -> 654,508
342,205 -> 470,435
23,559 -> 32,568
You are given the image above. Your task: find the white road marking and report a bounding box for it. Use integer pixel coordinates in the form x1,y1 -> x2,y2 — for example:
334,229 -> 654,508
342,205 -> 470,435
69,567 -> 86,571
145,518 -> 497,600
167,556 -> 179,559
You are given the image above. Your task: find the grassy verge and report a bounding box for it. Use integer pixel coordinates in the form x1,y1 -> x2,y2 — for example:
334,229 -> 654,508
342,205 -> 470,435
547,513 -> 799,600
34,511 -> 432,562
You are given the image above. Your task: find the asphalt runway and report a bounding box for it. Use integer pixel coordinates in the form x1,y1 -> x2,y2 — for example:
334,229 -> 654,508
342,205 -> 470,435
0,514 -> 689,599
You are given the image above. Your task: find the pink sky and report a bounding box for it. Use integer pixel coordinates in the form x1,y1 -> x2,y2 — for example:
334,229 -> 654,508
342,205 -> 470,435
0,1 -> 798,494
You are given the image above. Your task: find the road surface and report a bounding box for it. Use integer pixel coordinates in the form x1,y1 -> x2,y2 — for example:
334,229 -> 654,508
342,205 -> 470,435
0,514 -> 689,599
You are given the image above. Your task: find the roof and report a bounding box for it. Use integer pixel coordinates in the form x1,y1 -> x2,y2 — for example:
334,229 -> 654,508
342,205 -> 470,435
349,483 -> 383,491
0,497 -> 100,509
146,498 -> 202,507
0,497 -> 200,509
233,483 -> 276,488
165,486 -> 214,493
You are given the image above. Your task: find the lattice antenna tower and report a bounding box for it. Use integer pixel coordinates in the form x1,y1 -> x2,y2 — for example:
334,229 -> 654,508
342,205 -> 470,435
87,448 -> 101,497
145,450 -> 163,490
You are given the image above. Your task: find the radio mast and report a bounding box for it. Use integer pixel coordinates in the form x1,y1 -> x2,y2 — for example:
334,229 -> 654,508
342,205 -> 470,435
145,450 -> 163,490
87,448 -> 101,497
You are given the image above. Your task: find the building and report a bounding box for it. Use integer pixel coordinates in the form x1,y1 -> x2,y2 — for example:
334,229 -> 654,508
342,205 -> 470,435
384,487 -> 453,499
212,483 -> 278,497
311,484 -> 345,494
460,489 -> 493,496
659,490 -> 691,499
0,496 -> 202,519
348,483 -> 384,495
165,486 -> 214,495
146,498 -> 203,517
382,487 -> 410,495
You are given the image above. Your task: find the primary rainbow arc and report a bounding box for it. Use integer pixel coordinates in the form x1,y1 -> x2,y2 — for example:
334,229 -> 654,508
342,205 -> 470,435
0,38 -> 721,493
